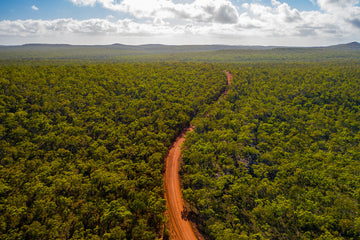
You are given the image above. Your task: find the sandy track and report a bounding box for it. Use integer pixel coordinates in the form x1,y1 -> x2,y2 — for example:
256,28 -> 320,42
165,126 -> 198,240
164,71 -> 232,240
224,71 -> 233,96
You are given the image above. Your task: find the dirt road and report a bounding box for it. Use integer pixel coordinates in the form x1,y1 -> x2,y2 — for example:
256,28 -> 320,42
165,126 -> 198,240
164,71 -> 232,240
224,71 -> 233,96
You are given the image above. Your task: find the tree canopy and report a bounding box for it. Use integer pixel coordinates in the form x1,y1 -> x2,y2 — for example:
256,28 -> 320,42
0,62 -> 227,239
182,62 -> 360,240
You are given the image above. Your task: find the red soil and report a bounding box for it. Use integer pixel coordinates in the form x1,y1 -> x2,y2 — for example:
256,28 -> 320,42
165,126 -> 198,240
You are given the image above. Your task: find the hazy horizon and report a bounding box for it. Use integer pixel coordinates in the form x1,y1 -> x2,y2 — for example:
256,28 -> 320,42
1,41 -> 359,48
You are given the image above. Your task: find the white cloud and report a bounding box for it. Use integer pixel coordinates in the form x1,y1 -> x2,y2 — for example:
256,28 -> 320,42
238,0 -> 359,41
70,0 -> 97,6
68,0 -> 239,24
31,5 -> 39,11
271,0 -> 281,6
317,0 -> 359,11
63,0 -> 360,42
315,0 -> 360,34
0,18 -> 151,36
0,0 -> 359,46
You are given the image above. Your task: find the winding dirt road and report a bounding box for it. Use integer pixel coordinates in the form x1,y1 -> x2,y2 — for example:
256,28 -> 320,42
165,126 -> 198,240
165,71 -> 232,240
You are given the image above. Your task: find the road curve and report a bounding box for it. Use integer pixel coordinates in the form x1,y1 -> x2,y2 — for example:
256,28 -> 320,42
165,126 -> 198,240
165,71 -> 232,240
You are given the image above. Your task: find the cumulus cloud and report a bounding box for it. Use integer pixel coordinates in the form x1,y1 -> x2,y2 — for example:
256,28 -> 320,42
348,18 -> 360,28
68,0 -> 239,24
315,0 -> 360,36
0,18 -> 154,37
317,0 -> 360,22
317,0 -> 359,11
31,5 -> 39,11
0,0 -> 359,46
271,0 -> 281,6
70,0 -> 97,6
64,0 -> 360,40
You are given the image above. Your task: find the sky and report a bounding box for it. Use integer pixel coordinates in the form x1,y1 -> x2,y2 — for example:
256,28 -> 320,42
0,0 -> 359,46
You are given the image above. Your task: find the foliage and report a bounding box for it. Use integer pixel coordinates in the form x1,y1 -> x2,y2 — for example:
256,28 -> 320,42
181,62 -> 360,239
0,62 -> 227,239
2,54 -> 360,240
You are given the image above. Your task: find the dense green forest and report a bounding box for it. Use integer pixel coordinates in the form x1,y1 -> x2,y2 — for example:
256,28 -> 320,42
1,47 -> 360,240
181,62 -> 360,239
0,62 -> 227,239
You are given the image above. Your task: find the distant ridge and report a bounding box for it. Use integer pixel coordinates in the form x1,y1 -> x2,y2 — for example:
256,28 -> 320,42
0,43 -> 278,53
0,42 -> 359,62
102,44 -> 276,52
22,43 -> 72,47
0,42 -> 358,52
327,42 -> 360,50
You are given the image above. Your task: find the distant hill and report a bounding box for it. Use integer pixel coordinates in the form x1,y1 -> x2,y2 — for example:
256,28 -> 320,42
1,42 -> 359,52
12,43 -> 277,52
115,44 -> 276,52
327,42 -> 360,51
0,42 -> 359,62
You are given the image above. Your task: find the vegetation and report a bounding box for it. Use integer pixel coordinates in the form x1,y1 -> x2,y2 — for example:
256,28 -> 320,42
181,62 -> 360,239
0,62 -> 226,239
1,46 -> 360,240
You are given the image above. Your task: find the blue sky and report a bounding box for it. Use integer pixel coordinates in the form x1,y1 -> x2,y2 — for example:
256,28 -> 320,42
1,0 -> 115,20
0,0 -> 359,46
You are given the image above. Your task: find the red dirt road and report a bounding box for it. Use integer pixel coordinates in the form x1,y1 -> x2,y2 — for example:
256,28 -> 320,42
164,71 -> 232,240
224,71 -> 233,96
165,126 -> 198,240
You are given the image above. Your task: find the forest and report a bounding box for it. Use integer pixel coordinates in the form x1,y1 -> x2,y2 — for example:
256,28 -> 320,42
181,62 -> 360,239
0,62 -> 226,239
1,49 -> 360,239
